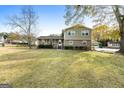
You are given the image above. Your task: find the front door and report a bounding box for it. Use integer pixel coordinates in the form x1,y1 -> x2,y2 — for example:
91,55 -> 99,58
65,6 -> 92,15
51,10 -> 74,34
58,40 -> 62,49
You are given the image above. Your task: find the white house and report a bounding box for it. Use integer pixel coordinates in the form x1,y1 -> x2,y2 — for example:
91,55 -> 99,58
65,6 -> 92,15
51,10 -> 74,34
0,36 -> 5,46
107,41 -> 120,49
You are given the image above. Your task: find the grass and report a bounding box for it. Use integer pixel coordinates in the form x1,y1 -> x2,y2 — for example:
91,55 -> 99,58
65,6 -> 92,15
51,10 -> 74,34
0,46 -> 124,88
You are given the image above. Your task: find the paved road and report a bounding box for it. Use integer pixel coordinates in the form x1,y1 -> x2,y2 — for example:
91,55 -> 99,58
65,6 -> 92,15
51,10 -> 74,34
95,47 -> 119,53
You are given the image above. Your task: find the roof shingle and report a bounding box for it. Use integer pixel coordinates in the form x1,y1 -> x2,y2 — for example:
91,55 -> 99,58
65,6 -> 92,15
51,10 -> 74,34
37,36 -> 63,40
63,24 -> 92,31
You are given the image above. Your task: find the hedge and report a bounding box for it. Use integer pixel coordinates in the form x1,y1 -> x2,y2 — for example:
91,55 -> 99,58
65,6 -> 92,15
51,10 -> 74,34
64,46 -> 73,49
64,46 -> 89,50
37,45 -> 53,48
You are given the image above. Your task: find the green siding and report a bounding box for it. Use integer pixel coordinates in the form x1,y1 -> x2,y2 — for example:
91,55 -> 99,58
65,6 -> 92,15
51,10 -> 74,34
64,28 -> 91,41
64,27 -> 92,48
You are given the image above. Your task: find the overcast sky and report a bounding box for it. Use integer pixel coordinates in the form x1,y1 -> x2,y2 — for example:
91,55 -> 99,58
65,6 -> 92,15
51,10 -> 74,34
0,5 -> 93,36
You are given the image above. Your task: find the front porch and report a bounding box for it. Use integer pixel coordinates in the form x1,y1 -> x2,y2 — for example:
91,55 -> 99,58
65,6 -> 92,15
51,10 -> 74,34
36,36 -> 64,49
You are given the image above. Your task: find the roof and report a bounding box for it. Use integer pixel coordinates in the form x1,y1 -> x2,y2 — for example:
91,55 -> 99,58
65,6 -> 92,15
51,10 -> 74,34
63,24 -> 92,32
37,36 -> 64,40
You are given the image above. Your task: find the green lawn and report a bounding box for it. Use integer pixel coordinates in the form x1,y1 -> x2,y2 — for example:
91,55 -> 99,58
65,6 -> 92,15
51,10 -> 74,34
0,47 -> 124,88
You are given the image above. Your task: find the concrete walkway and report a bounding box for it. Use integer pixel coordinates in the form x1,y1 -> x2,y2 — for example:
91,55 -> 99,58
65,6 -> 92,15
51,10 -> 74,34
95,47 -> 119,53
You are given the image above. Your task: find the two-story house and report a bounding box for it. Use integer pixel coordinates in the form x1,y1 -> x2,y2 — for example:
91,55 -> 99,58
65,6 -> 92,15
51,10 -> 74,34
36,24 -> 92,50
63,24 -> 92,50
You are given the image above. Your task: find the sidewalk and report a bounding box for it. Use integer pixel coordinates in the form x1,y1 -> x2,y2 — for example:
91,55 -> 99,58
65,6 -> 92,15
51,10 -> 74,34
95,47 -> 119,53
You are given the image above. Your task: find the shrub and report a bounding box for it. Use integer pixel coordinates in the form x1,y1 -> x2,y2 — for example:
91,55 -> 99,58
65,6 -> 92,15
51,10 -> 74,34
64,46 -> 73,49
37,45 -> 53,48
64,46 -> 89,50
75,46 -> 84,50
75,46 -> 88,50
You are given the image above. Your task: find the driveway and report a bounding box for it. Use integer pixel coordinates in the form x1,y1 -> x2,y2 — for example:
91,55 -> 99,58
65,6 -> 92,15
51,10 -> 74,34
95,47 -> 119,53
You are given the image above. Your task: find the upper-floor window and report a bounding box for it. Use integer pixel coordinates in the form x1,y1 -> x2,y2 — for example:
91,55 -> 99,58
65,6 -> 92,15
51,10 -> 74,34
81,30 -> 89,36
67,31 -> 75,36
68,32 -> 71,36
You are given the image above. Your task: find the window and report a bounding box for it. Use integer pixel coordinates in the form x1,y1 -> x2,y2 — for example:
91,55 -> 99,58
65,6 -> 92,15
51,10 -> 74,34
82,41 -> 87,46
81,32 -> 85,36
85,32 -> 89,36
71,31 -> 75,36
68,32 -> 71,35
69,41 -> 73,45
81,30 -> 89,36
67,31 -> 75,36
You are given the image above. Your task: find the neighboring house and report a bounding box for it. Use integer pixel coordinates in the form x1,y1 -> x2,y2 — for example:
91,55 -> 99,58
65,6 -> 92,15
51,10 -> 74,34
10,40 -> 28,45
107,41 -> 120,49
36,24 -> 92,50
0,36 -> 5,46
37,36 -> 64,49
63,24 -> 92,50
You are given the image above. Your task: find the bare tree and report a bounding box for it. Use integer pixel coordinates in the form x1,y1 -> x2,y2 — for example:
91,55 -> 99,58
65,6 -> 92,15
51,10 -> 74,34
8,6 -> 38,48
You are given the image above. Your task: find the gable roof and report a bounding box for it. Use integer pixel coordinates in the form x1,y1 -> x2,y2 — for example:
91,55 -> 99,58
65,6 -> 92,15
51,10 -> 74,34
63,24 -> 92,32
37,36 -> 63,40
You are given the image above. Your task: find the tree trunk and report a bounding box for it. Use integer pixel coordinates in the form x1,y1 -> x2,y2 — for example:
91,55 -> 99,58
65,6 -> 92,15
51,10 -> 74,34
27,35 -> 32,49
28,21 -> 31,49
28,40 -> 32,49
112,6 -> 124,53
119,20 -> 124,53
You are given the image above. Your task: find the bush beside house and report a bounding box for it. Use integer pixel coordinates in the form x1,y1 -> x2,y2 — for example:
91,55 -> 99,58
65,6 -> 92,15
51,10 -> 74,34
37,45 -> 53,49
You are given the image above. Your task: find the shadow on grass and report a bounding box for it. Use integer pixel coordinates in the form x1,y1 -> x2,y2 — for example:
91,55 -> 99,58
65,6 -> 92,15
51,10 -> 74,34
58,53 -> 124,88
